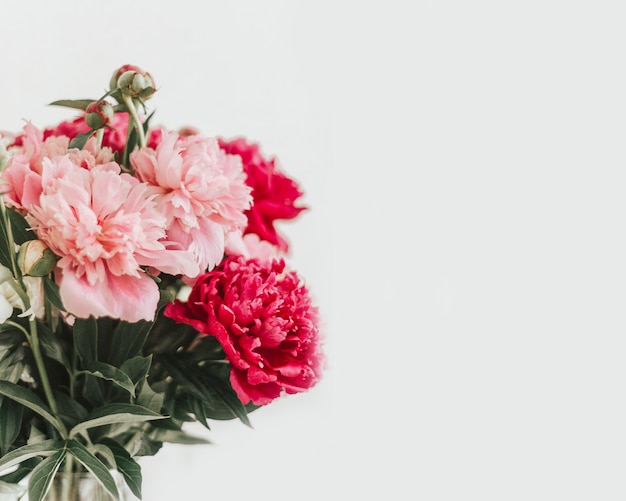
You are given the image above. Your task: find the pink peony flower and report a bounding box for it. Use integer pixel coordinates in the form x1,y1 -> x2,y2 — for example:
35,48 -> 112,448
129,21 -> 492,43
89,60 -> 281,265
26,158 -> 198,322
130,130 -> 252,276
1,122 -> 115,211
218,137 -> 306,251
164,255 -> 324,405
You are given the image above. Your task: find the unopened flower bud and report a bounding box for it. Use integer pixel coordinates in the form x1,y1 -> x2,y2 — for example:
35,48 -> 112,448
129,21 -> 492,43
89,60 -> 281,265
17,240 -> 57,277
110,64 -> 142,90
85,100 -> 114,130
110,64 -> 156,100
178,126 -> 200,137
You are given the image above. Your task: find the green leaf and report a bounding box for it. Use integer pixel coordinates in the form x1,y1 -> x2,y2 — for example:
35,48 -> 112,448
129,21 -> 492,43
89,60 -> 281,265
148,428 -> 210,445
0,396 -> 23,455
109,320 -> 153,367
95,317 -> 114,362
43,277 -> 65,312
0,439 -> 64,474
73,317 -> 98,364
136,378 -> 164,414
0,457 -> 39,484
69,403 -> 164,440
113,103 -> 129,113
142,110 -> 155,133
0,381 -> 65,435
53,391 -> 88,427
69,131 -> 95,150
90,443 -> 116,469
158,356 -> 210,402
101,438 -> 143,499
200,362 -> 253,424
189,396 -> 210,430
121,121 -> 138,168
160,356 -> 251,426
0,347 -> 26,383
49,99 -> 94,111
133,436 -> 162,457
0,223 -> 13,270
0,325 -> 24,346
79,361 -> 136,397
66,440 -> 119,500
37,321 -> 70,368
119,356 -> 151,385
28,448 -> 66,501
0,208 -> 35,270
7,208 -> 36,245
81,372 -> 106,408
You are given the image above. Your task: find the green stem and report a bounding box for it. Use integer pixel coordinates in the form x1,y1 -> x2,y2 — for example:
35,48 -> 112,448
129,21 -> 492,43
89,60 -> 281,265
4,320 -> 29,338
5,281 -> 65,435
95,128 -> 104,149
122,94 -> 146,149
28,316 -> 68,436
6,282 -> 68,439
60,455 -> 76,500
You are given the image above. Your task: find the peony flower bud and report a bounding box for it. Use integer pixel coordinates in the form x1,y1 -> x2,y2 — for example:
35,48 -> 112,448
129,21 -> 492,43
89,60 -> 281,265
110,64 -> 156,100
109,64 -> 142,90
17,240 -> 57,277
177,126 -> 200,137
85,100 -> 114,130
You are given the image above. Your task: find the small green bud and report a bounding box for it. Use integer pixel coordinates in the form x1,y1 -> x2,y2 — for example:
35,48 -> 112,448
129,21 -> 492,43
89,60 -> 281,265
85,100 -> 114,130
110,64 -> 156,100
17,240 -> 57,277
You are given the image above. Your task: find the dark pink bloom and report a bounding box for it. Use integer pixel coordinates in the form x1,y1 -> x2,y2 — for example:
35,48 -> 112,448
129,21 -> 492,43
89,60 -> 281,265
39,113 -> 162,154
164,255 -> 324,405
218,138 -> 306,251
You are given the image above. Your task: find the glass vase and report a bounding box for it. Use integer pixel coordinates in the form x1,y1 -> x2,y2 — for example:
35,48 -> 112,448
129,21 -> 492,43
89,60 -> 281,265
41,471 -> 137,501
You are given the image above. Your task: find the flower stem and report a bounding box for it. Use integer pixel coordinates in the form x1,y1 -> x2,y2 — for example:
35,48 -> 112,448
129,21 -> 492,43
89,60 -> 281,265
60,455 -> 76,500
95,128 -> 104,149
28,316 -> 68,437
123,94 -> 146,149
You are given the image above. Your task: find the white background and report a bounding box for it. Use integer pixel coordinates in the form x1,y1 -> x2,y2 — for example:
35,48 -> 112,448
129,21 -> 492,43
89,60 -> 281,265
1,1 -> 626,500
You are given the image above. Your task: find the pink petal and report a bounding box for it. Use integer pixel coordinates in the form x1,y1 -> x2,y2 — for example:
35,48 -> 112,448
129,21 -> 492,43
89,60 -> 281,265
58,267 -> 159,322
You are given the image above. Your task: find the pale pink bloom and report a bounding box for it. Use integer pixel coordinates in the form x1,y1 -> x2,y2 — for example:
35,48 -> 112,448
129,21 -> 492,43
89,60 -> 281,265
130,130 -> 252,275
27,158 -> 198,322
1,122 -> 114,211
225,232 -> 282,264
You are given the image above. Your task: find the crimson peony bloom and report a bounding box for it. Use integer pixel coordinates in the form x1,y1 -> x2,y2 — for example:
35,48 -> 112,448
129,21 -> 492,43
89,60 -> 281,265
38,113 -> 162,154
218,137 -> 306,252
164,255 -> 324,405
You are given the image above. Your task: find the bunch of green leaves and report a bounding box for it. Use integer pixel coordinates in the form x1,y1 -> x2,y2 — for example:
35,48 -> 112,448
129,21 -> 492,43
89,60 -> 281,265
0,130 -> 259,500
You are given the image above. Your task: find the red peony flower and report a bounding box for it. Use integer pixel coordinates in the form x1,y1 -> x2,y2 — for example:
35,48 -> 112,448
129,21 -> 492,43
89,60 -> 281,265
34,113 -> 162,154
218,137 -> 306,252
164,255 -> 324,405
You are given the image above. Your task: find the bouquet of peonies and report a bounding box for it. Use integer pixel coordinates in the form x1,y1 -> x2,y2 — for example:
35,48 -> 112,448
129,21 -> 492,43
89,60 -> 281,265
0,65 -> 324,501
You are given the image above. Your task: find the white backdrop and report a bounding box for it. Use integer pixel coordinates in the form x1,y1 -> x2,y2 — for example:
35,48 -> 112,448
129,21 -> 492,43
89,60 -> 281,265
2,1 -> 626,500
